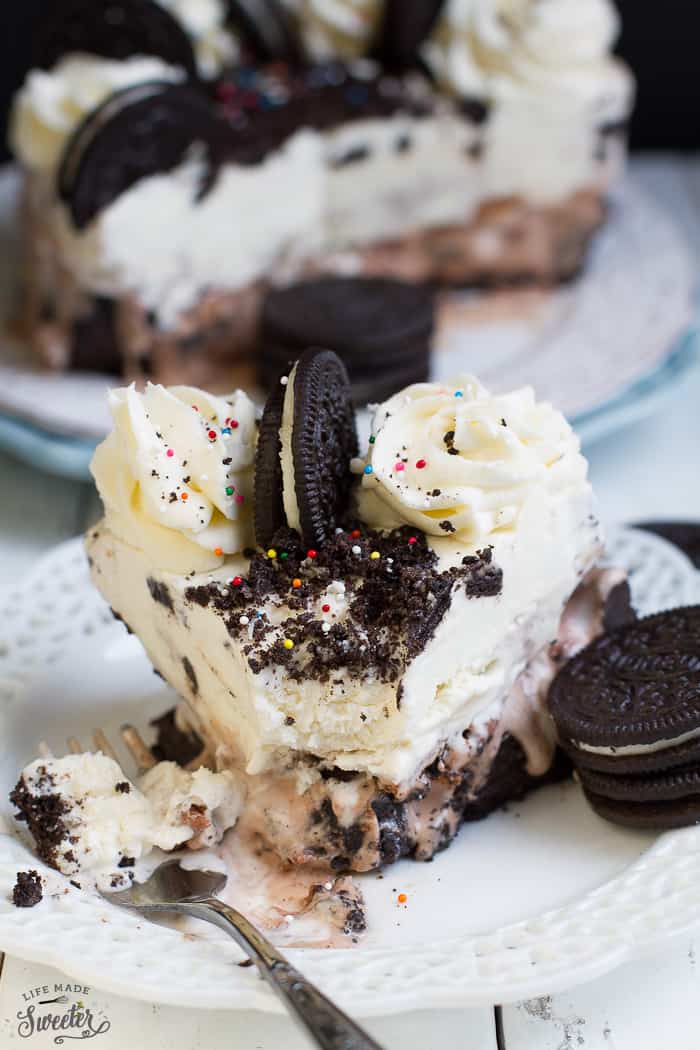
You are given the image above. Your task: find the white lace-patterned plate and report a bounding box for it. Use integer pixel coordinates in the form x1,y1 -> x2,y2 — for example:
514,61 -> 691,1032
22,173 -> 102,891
0,527 -> 699,1015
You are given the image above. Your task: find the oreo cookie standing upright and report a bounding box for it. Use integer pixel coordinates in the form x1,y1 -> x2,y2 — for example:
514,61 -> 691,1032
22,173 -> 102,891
260,277 -> 435,404
255,349 -> 358,549
33,0 -> 198,80
226,0 -> 305,63
373,0 -> 447,70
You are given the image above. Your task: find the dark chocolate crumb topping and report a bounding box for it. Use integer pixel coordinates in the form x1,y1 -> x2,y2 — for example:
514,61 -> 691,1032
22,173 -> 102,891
147,577 -> 174,612
115,781 -> 131,794
215,61 -> 436,165
150,708 -> 204,767
185,524 -> 502,683
12,870 -> 43,908
10,769 -> 70,871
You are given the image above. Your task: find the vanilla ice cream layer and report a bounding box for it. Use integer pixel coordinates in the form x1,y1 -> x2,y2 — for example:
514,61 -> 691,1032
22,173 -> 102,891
12,753 -> 243,887
322,110 -> 483,249
46,134 -> 325,328
87,481 -> 600,788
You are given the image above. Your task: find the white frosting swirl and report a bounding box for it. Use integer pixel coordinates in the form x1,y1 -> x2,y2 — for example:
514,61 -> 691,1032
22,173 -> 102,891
357,375 -> 588,544
155,0 -> 239,77
298,0 -> 382,59
10,55 -> 184,176
91,383 -> 257,573
424,0 -> 629,111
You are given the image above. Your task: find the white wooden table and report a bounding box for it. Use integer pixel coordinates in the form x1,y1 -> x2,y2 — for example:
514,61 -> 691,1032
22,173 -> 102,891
2,155 -> 700,1048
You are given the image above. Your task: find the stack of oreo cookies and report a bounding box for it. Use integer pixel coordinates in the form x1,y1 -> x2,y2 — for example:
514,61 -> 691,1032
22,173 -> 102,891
259,276 -> 435,403
548,606 -> 700,830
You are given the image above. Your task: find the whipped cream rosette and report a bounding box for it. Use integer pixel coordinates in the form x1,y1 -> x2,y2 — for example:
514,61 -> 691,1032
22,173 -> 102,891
91,383 -> 257,572
357,375 -> 587,545
424,0 -> 631,116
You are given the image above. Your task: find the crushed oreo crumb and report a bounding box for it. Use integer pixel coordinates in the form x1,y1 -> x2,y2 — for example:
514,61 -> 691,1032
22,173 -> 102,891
10,769 -> 70,870
147,577 -> 174,612
115,782 -> 131,794
150,708 -> 204,767
185,525 -> 501,684
118,856 -> 135,868
12,870 -> 43,908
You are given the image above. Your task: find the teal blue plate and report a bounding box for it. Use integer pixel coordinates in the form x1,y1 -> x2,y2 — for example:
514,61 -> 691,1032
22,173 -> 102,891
1,318 -> 698,482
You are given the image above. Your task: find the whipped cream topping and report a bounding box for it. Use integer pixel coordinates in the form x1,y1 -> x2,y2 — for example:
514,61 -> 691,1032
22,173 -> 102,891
139,762 -> 245,850
155,0 -> 239,77
298,0 -> 382,59
91,383 -> 257,573
356,375 -> 588,545
424,0 -> 632,115
10,55 -> 184,176
14,754 -> 157,886
14,752 -> 243,889
279,363 -> 302,532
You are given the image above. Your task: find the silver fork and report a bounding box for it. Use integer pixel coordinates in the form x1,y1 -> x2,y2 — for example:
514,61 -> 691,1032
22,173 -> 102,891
102,859 -> 383,1050
49,728 -> 383,1050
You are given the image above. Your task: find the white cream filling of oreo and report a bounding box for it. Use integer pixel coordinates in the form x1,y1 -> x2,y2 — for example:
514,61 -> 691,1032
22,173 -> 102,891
280,362 -> 302,532
577,726 -> 700,757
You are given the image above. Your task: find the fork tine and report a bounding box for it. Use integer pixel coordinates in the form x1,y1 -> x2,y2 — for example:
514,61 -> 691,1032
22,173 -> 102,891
121,724 -> 157,773
92,729 -> 119,762
38,741 -> 53,759
67,736 -> 83,755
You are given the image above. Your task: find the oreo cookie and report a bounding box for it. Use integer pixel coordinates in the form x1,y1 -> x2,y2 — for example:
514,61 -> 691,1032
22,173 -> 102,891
254,349 -> 358,549
58,82 -> 232,229
549,607 -> 700,754
226,0 -> 305,63
373,0 -> 447,70
33,0 -> 198,79
260,278 -> 435,404
636,521 -> 700,570
581,791 -> 700,831
549,606 -> 700,830
579,765 -> 700,804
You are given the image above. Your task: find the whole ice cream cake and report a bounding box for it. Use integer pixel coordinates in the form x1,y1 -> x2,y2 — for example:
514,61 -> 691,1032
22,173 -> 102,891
75,352 -> 633,874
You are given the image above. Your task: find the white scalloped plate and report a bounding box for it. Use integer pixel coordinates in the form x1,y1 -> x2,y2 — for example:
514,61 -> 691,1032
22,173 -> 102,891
1,527 -> 699,1015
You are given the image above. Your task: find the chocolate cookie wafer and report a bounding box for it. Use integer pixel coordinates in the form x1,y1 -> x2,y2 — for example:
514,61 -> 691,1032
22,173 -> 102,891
549,606 -> 700,829
259,277 -> 435,404
34,0 -> 198,79
255,348 -> 358,549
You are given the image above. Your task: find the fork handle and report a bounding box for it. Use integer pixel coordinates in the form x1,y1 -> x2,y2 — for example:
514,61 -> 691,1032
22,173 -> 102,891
181,898 -> 384,1050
